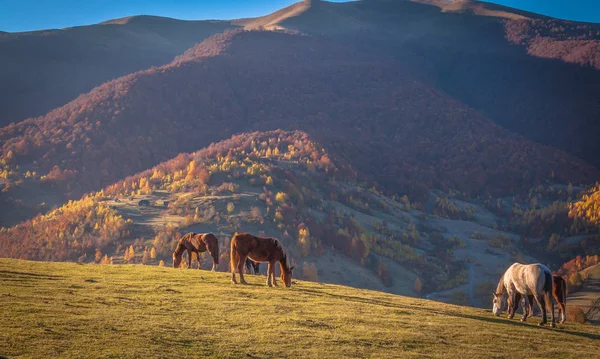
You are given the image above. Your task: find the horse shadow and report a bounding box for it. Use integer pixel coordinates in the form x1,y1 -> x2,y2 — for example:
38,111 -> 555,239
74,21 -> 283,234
299,288 -> 600,341
0,270 -> 63,279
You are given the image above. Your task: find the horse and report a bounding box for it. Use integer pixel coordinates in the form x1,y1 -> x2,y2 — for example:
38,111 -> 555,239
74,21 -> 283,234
245,258 -> 260,274
230,233 -> 294,287
502,273 -> 568,324
552,274 -> 567,323
492,263 -> 555,327
172,232 -> 219,271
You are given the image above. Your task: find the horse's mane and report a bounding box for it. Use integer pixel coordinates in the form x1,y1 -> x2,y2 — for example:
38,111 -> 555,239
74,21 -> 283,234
495,272 -> 506,295
173,233 -> 194,255
270,237 -> 289,269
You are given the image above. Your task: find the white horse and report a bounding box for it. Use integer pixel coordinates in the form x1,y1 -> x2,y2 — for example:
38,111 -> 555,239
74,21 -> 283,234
492,263 -> 555,327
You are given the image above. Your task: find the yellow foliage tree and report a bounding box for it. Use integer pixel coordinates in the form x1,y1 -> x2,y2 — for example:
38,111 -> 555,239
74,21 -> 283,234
227,202 -> 235,214
275,192 -> 288,204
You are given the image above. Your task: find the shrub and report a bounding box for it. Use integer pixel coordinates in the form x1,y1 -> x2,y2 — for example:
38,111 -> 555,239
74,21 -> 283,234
413,278 -> 423,294
566,306 -> 586,324
470,232 -> 487,240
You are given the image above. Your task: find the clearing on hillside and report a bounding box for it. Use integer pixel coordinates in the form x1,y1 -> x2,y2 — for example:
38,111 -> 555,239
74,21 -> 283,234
1,259 -> 599,358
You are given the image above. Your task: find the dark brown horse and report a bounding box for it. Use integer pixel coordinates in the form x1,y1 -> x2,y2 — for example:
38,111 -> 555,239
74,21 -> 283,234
230,233 -> 294,287
552,274 -> 567,323
173,232 -> 219,271
510,274 -> 567,324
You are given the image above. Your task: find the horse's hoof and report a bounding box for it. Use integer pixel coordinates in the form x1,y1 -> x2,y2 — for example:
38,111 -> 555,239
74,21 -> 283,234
521,318 -> 527,322
551,322 -> 556,328
538,322 -> 546,326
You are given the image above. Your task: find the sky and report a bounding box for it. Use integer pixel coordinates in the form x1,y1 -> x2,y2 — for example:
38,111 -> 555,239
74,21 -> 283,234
0,0 -> 599,33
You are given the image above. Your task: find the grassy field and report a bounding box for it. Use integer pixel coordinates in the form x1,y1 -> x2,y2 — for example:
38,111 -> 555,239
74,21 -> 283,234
1,259 -> 599,359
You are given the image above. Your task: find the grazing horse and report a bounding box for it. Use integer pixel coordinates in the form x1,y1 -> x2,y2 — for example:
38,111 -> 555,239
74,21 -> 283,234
493,263 -> 555,327
230,233 -> 294,287
552,274 -> 567,323
503,274 -> 568,324
245,258 -> 260,274
172,232 -> 219,271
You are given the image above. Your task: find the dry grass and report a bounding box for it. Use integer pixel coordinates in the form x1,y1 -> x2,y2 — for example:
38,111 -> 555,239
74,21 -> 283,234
1,259 -> 600,358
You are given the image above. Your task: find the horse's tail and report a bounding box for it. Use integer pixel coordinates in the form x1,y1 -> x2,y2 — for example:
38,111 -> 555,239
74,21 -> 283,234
230,236 -> 238,274
544,270 -> 552,294
544,270 -> 554,322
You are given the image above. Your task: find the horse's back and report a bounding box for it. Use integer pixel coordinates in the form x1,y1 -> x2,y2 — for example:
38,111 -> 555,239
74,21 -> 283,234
505,263 -> 552,295
232,232 -> 283,262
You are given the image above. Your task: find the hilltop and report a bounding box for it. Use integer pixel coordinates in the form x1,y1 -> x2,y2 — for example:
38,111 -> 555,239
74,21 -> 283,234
1,259 -> 599,358
240,0 -> 600,168
1,29 -> 597,227
0,16 -> 236,126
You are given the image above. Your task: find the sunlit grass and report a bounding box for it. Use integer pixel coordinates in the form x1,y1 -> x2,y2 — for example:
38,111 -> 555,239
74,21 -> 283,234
1,259 -> 599,358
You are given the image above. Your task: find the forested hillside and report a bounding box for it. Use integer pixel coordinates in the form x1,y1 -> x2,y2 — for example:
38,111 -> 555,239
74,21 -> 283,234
1,29 -> 597,227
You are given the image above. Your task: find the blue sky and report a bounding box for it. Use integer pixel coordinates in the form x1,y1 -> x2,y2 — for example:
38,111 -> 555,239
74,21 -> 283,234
0,0 -> 599,33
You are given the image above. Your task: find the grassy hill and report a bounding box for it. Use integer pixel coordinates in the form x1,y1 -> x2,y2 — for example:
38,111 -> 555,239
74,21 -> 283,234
1,259 -> 600,358
1,130 -> 598,303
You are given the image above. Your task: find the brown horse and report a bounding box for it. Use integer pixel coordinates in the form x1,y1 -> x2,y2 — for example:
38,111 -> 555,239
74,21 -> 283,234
552,274 -> 568,323
173,232 -> 219,271
230,233 -> 294,287
510,274 -> 567,324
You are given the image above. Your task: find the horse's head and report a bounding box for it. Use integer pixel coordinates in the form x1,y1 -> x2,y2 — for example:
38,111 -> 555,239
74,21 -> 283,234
492,292 -> 506,316
281,265 -> 294,288
203,234 -> 220,266
172,251 -> 182,268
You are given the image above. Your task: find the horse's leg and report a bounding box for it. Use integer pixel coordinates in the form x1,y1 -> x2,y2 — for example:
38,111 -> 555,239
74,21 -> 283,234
266,262 -> 273,287
526,295 -> 534,319
272,261 -> 280,287
187,250 -> 193,269
521,295 -> 529,321
238,256 -> 248,285
506,289 -> 515,319
533,294 -> 547,326
554,292 -> 566,324
547,291 -> 555,328
511,292 -> 525,321
231,262 -> 237,284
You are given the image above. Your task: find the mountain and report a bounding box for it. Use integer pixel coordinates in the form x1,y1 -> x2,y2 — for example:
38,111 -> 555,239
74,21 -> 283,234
0,16 -> 236,126
1,29 -> 597,227
240,0 -> 600,168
